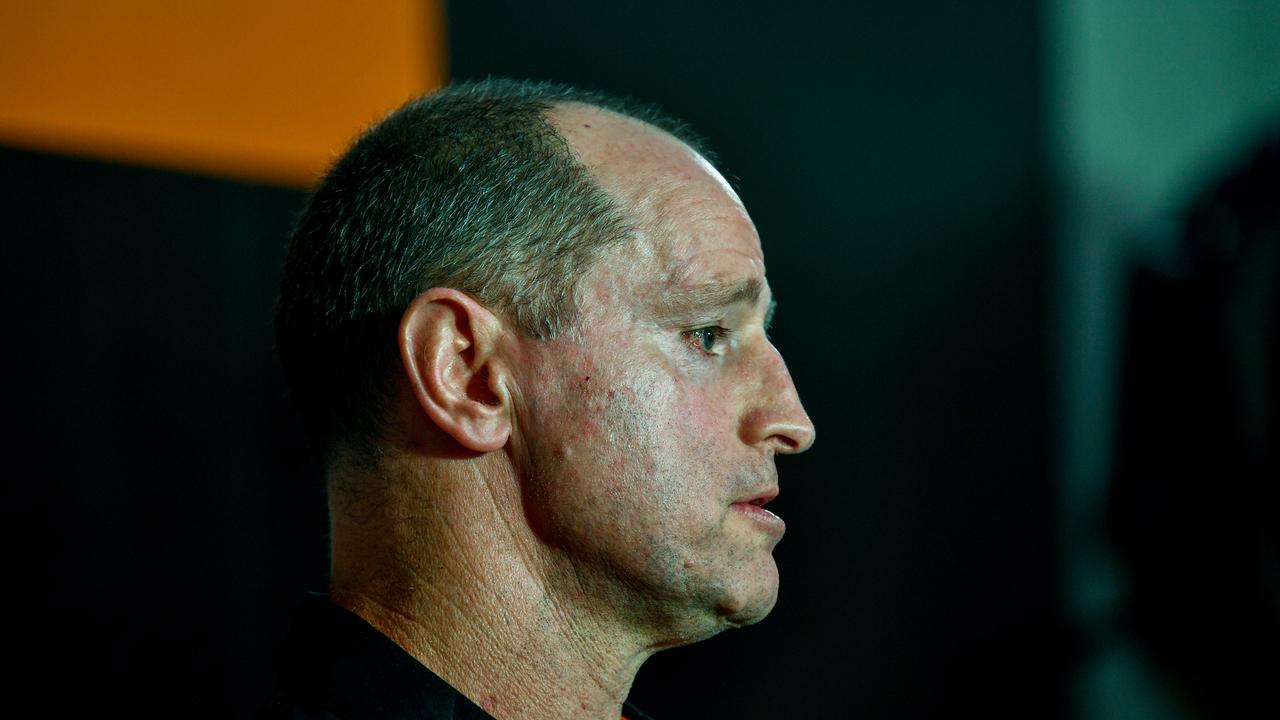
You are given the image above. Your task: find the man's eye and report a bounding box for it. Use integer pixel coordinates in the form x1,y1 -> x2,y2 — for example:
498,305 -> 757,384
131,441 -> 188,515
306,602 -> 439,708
685,326 -> 731,355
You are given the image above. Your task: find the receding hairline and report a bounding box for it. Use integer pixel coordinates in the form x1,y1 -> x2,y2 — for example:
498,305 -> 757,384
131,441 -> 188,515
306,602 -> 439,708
275,80 -> 731,461
545,101 -> 710,183
544,99 -> 745,256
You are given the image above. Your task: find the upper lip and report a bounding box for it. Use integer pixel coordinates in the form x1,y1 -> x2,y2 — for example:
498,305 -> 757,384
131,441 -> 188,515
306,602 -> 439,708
734,486 -> 779,507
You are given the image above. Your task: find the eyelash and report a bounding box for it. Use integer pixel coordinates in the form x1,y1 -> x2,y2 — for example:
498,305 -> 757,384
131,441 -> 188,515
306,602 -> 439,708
683,325 -> 733,356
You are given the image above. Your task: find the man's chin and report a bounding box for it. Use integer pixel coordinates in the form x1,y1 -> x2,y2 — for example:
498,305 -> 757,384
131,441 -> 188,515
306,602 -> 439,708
655,596 -> 776,649
717,586 -> 778,628
646,552 -> 781,647
651,579 -> 779,649
713,561 -> 780,629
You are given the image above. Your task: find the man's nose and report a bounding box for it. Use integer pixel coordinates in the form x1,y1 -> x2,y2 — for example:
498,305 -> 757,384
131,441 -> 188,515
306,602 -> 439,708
740,342 -> 816,454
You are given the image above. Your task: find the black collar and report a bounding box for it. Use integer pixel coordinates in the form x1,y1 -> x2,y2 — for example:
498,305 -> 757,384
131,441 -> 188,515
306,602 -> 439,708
263,593 -> 495,719
262,594 -> 655,720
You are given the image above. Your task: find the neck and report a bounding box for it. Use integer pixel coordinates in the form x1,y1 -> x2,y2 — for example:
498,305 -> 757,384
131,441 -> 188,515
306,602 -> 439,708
329,454 -> 652,720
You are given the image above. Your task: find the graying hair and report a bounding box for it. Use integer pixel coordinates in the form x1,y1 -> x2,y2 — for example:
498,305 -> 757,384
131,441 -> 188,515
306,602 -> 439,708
274,78 -> 714,464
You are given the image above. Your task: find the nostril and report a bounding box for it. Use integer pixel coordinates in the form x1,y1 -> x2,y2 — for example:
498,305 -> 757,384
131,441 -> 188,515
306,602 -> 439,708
740,404 -> 815,454
771,420 -> 814,455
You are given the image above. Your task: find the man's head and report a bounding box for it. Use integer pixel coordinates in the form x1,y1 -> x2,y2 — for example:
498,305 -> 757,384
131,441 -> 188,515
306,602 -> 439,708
276,79 -> 814,645
276,79 -> 713,465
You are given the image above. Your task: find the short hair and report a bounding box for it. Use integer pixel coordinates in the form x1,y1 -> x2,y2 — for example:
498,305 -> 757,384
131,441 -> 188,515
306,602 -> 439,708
275,78 -> 714,464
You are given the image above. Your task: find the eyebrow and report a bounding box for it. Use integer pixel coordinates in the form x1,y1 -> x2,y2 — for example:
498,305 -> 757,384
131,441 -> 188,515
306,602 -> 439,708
652,276 -> 773,323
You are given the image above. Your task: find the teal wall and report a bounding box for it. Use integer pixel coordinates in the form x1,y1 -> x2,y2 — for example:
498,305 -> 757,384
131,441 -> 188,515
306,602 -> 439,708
1047,2 -> 1280,717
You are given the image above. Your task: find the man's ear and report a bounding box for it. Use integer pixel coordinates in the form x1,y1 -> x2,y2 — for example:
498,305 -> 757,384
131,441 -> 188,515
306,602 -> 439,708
399,288 -> 512,453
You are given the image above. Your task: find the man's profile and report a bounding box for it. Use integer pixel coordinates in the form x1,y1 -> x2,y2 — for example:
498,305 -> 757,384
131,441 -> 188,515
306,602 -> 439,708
264,79 -> 815,720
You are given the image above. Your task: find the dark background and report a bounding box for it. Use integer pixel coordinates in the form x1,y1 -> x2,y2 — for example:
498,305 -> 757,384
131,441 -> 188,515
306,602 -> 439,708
445,3 -> 1053,718
6,2 -> 1275,718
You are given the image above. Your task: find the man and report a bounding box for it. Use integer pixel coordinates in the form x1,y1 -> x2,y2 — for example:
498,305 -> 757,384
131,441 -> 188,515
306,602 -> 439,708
265,79 -> 815,720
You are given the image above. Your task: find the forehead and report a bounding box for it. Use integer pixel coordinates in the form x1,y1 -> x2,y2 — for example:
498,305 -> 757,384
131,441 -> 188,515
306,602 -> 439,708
550,104 -> 765,285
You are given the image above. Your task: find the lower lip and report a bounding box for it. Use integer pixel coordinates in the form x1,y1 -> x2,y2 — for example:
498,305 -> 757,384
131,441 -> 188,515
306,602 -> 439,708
731,502 -> 786,536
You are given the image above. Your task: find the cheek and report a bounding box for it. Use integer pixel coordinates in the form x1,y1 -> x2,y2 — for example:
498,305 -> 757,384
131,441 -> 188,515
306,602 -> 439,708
519,339 -> 738,539
610,371 -> 738,528
518,364 -> 660,533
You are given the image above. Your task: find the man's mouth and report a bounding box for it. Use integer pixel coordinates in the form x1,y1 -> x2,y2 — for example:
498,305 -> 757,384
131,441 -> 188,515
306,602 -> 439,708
731,488 -> 784,535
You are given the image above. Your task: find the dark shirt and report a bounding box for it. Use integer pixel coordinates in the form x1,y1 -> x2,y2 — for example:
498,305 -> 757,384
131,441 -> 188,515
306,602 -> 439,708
260,594 -> 653,720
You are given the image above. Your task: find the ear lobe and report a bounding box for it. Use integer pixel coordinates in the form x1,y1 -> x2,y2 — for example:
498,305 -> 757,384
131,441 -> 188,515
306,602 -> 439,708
399,289 -> 512,453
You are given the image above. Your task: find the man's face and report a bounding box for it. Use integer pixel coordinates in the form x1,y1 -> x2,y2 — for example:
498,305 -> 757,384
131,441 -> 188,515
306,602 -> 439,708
506,110 -> 814,644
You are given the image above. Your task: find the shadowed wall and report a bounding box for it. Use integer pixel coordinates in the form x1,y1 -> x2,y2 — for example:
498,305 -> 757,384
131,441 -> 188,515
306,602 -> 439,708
5,1 -> 1059,717
447,2 -> 1056,717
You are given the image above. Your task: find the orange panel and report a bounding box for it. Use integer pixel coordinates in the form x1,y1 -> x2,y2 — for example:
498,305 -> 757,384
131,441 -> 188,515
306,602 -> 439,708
0,1 -> 446,187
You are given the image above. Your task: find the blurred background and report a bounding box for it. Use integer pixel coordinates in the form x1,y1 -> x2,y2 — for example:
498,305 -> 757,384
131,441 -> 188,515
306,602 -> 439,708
3,1 -> 1276,717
